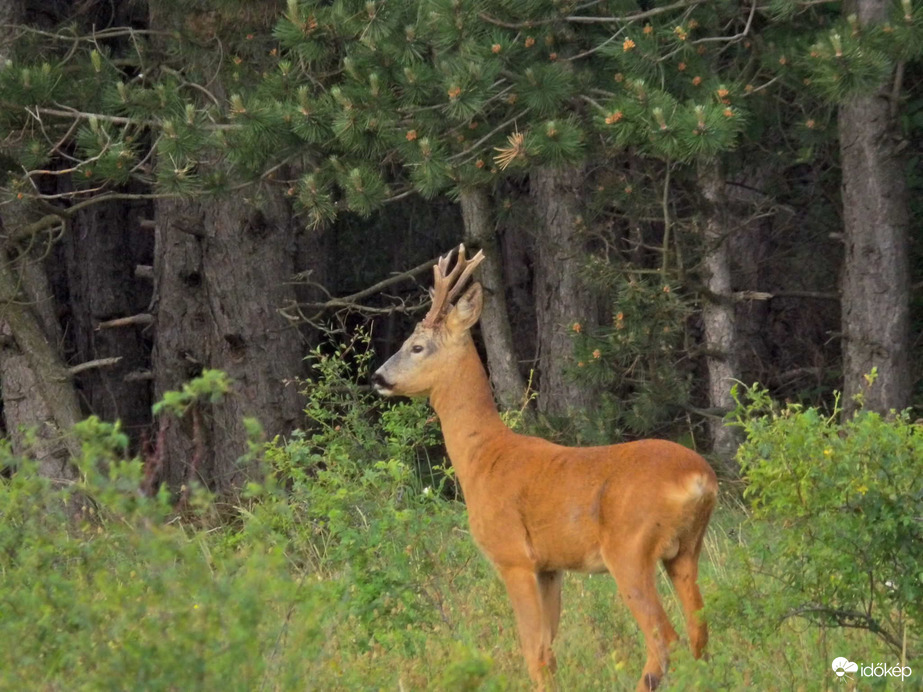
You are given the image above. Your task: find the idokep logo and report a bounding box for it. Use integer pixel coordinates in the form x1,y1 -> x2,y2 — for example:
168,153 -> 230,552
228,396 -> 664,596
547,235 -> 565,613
832,658 -> 858,678
832,656 -> 913,681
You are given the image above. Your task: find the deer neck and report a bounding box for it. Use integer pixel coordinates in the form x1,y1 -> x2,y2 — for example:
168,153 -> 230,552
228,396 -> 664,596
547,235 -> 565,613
429,338 -> 508,488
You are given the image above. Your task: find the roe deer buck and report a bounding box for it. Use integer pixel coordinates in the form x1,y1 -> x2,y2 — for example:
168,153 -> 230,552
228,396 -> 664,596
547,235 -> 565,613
372,245 -> 717,692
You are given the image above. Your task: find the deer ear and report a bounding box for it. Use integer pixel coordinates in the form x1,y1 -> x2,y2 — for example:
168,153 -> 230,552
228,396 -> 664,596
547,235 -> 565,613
447,282 -> 483,332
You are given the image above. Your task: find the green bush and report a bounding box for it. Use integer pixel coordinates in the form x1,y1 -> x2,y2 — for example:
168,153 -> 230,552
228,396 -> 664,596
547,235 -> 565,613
0,348 -> 479,690
0,440 -> 329,691
253,330 -> 462,655
720,383 -> 923,656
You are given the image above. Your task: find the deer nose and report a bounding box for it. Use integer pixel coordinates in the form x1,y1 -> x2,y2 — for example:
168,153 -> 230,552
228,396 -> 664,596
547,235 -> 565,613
371,371 -> 391,392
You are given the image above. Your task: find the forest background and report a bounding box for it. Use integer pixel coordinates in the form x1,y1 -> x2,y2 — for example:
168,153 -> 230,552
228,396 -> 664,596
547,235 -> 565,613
0,0 -> 921,689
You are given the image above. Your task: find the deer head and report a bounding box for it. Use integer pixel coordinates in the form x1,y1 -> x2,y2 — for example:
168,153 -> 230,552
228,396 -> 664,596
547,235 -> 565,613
372,244 -> 485,398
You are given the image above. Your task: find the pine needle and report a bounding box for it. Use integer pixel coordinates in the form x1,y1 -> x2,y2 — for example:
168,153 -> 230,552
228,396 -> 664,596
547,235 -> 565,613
493,131 -> 527,170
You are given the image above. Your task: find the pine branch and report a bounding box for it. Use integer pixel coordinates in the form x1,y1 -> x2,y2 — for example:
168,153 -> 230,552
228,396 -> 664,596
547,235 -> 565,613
34,106 -> 151,128
125,370 -> 153,382
448,109 -> 531,164
733,290 -> 839,302
680,402 -> 730,420
568,25 -> 630,62
2,214 -> 62,243
315,255 -> 437,306
5,193 -> 174,244
294,300 -> 423,316
692,0 -> 757,45
0,24 -> 169,43
383,188 -> 417,205
478,1 -> 703,29
160,67 -> 223,109
285,254 -> 445,324
33,106 -> 238,131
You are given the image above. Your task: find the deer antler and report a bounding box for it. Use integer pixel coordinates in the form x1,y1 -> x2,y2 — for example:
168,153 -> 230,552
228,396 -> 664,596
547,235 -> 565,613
422,244 -> 485,327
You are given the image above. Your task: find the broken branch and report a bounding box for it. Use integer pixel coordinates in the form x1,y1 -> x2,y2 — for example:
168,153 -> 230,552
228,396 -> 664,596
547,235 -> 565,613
69,356 -> 123,376
96,313 -> 153,330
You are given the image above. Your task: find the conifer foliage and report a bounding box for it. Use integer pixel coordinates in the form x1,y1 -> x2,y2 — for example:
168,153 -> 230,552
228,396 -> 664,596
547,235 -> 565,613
0,1 -> 921,483
3,2 -> 921,229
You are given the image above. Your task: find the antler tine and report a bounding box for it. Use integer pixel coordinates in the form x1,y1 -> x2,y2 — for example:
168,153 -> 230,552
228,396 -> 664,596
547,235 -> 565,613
447,249 -> 485,304
438,244 -> 467,284
433,249 -> 454,282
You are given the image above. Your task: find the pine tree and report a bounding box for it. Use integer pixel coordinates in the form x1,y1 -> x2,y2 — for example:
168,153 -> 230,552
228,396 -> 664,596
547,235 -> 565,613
2,0 -> 920,472
264,1 -> 758,436
0,1 -> 812,452
798,0 -> 922,413
0,1 -> 310,491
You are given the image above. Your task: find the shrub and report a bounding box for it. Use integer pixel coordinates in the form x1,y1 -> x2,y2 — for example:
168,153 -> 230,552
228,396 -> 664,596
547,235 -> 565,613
0,350 -> 471,690
720,382 -> 923,656
0,433 -> 329,691
247,329 -> 464,658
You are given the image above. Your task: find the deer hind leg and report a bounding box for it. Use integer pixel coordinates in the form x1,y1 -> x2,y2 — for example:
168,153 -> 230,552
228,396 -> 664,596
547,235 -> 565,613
664,543 -> 708,659
500,566 -> 557,689
537,570 -> 563,672
604,547 -> 678,692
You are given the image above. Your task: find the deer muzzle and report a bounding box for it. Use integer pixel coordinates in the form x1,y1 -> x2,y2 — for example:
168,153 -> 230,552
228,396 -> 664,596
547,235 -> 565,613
371,370 -> 394,395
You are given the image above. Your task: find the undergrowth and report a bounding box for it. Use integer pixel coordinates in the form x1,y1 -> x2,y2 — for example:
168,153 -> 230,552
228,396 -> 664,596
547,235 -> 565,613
0,347 -> 919,690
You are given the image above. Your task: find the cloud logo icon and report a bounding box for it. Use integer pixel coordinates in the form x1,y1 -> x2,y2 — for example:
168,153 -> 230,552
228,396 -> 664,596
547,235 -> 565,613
832,657 -> 859,677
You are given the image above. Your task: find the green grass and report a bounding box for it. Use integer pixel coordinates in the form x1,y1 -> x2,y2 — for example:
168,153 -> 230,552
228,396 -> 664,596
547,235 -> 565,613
1,366 -> 919,691
0,463 -> 916,692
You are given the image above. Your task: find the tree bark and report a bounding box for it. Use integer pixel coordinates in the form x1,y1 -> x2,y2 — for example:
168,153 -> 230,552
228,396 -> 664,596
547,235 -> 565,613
0,0 -> 22,46
458,187 -> 526,410
0,248 -> 82,473
838,2 -> 910,414
497,201 -> 535,382
530,164 -> 598,418
698,159 -> 740,466
0,343 -> 72,479
64,191 -> 153,444
152,193 -> 304,495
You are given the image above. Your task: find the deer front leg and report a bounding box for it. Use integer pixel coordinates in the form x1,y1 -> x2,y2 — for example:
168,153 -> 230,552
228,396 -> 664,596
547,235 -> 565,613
537,570 -> 563,672
500,566 -> 557,689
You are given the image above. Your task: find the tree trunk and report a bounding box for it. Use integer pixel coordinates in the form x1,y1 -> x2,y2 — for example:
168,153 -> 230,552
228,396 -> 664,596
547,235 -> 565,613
0,0 -> 22,48
458,187 -> 526,410
0,0 -> 81,481
839,1 -> 910,414
698,159 -> 741,467
65,192 -> 154,444
0,247 -> 82,474
0,343 -> 72,479
152,193 -> 304,495
497,202 -> 535,382
530,165 -> 598,418
726,165 -> 774,391
144,1 -> 306,496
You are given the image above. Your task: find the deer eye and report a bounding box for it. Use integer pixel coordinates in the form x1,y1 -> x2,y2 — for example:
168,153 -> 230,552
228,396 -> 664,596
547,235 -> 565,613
411,344 -> 425,354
